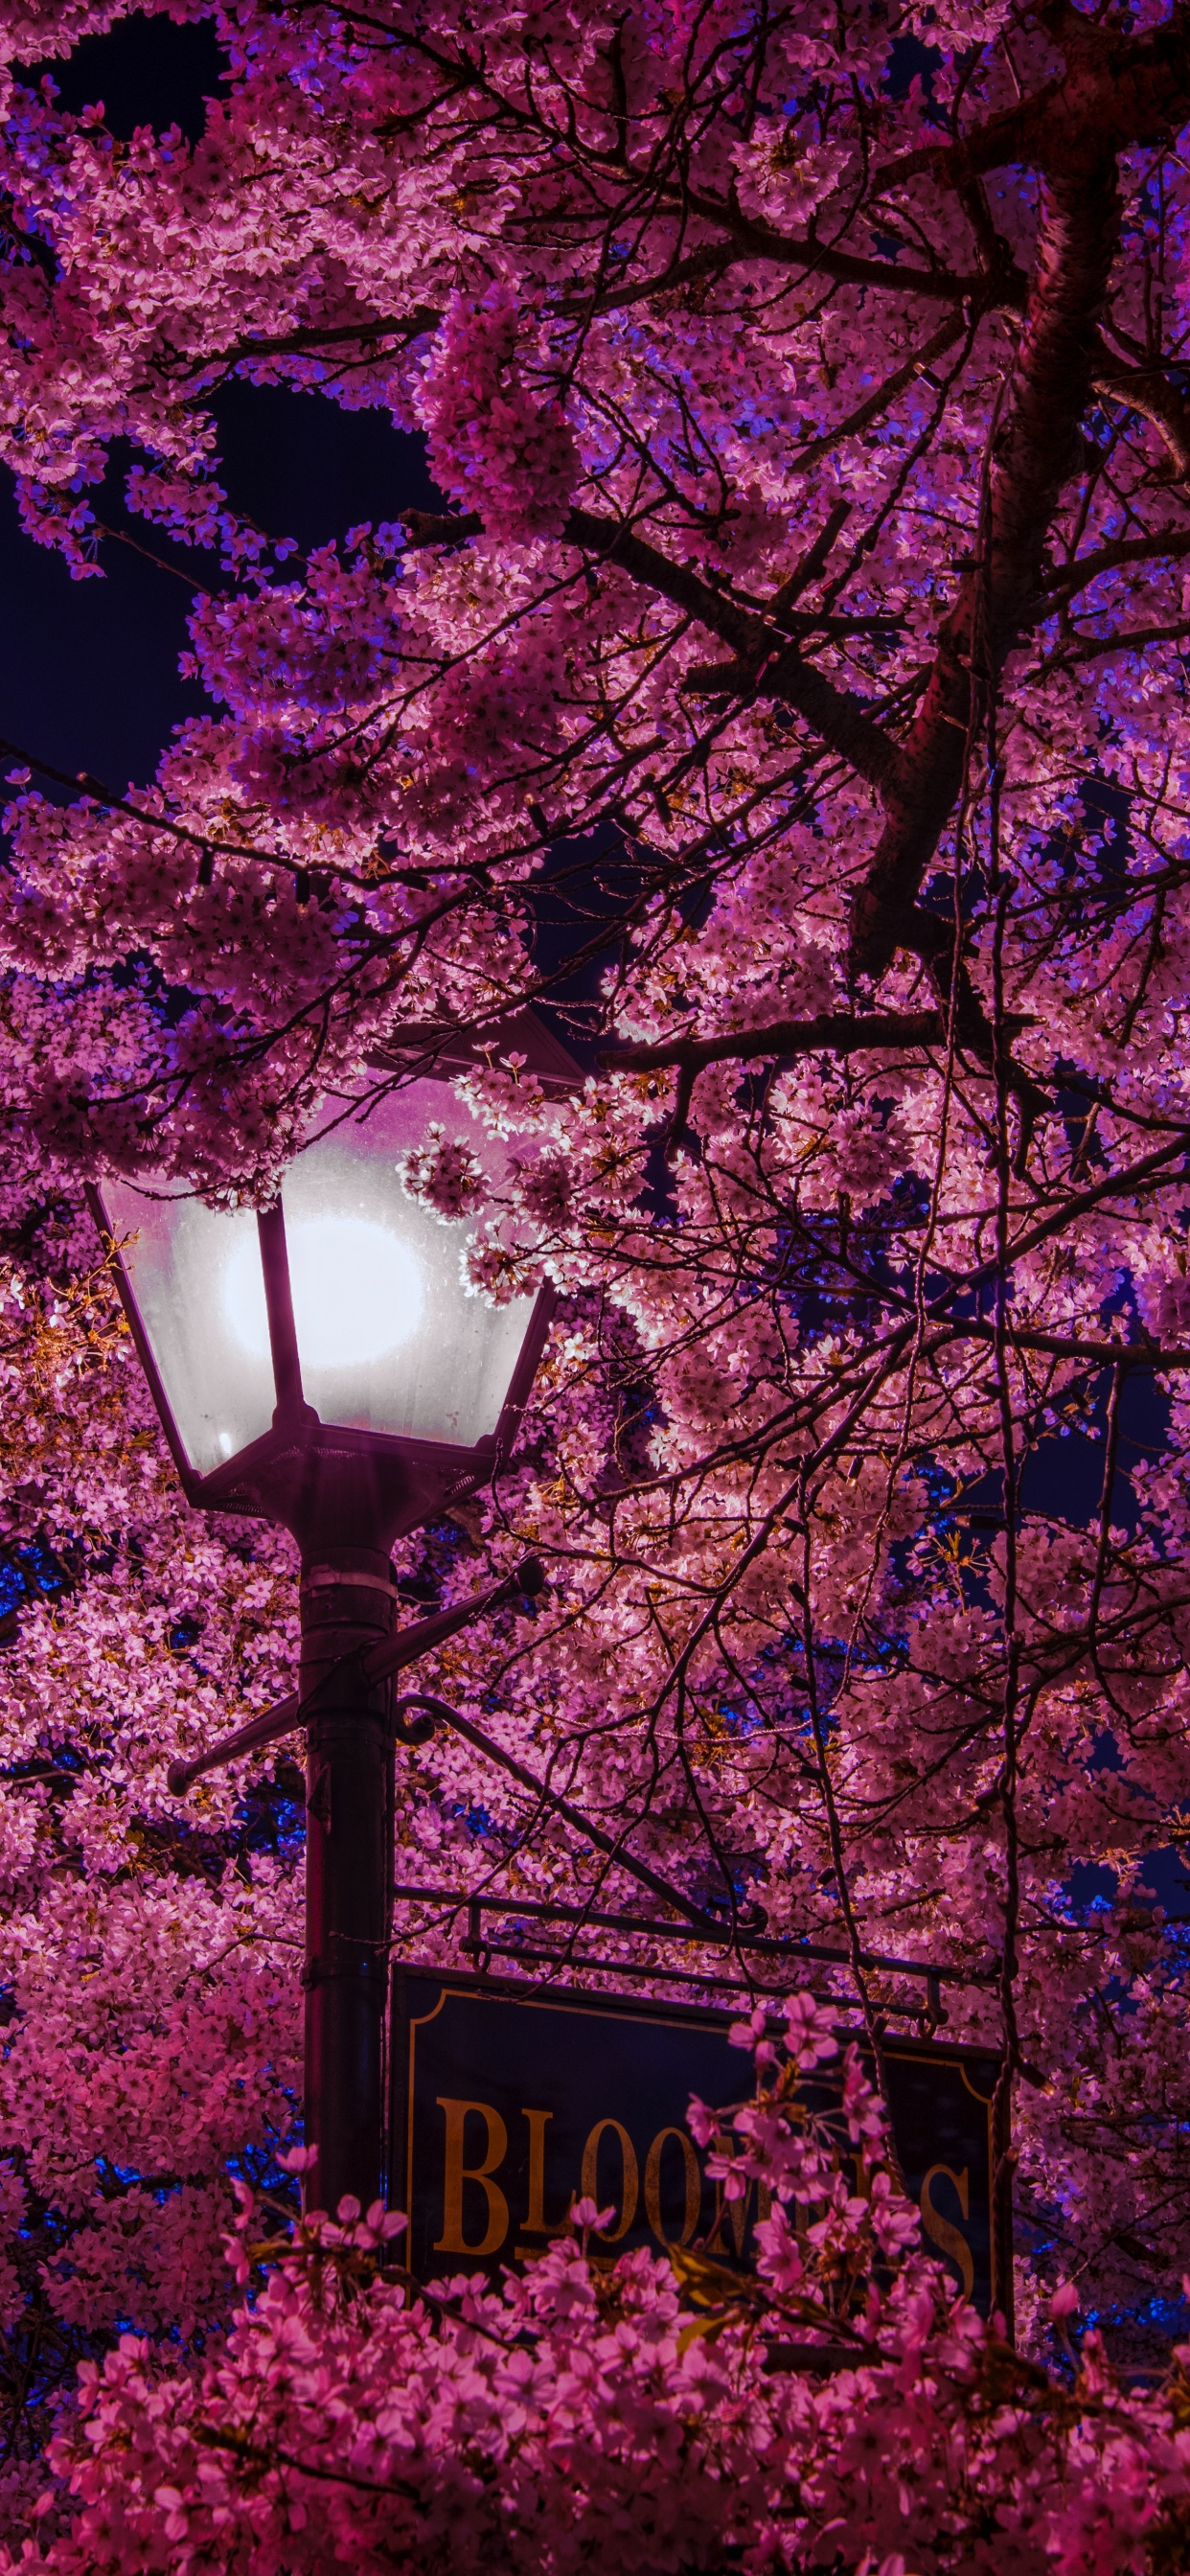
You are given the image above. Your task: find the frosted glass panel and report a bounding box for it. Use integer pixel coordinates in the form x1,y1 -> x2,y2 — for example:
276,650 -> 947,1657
99,1082 -> 538,1473
280,1086 -> 536,1446
102,1184 -> 276,1476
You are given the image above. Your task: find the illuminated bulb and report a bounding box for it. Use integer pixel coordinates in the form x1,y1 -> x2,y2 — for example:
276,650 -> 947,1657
223,1217 -> 423,1368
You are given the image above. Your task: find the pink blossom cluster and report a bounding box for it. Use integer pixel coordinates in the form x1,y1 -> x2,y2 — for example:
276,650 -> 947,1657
396,1124 -> 487,1222
417,288 -> 580,539
8,2020 -> 1190,2576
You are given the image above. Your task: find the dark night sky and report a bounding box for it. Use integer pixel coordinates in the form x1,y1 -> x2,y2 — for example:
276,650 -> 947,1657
5,10 -> 441,796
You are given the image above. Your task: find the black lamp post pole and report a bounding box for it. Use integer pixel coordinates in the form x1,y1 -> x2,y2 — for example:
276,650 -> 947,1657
256,1206 -> 397,2214
165,1528 -> 543,2220
300,1547 -> 398,2220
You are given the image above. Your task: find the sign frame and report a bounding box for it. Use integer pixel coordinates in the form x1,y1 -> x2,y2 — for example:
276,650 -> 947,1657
390,1965 -> 1011,2326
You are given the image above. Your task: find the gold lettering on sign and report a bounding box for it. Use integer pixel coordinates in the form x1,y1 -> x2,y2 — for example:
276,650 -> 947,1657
644,2127 -> 702,2247
919,2163 -> 974,2299
581,2118 -> 639,2241
434,2098 -> 510,2256
720,2173 -> 773,2257
521,2107 -> 562,2236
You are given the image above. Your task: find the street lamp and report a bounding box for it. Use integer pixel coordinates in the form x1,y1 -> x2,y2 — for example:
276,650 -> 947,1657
89,1015 -> 575,2218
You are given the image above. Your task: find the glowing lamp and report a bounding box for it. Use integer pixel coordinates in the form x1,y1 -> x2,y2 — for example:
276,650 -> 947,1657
89,1015 -> 578,2221
88,1035 -> 569,1558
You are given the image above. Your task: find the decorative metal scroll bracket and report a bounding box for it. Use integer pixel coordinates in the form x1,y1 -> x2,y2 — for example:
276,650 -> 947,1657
172,1622 -> 996,2036
397,1880 -> 992,2034
392,1690 -> 724,1934
444,1891 -> 988,2030
165,1557 -> 545,1795
387,1692 -> 999,2031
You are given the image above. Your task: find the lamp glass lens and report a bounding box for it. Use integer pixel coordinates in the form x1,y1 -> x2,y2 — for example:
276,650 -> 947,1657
222,1217 -> 424,1368
278,1084 -> 534,1444
99,1186 -> 276,1475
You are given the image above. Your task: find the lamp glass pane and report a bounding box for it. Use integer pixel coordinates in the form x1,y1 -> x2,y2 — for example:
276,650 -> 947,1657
100,1081 -> 538,1473
100,1184 -> 276,1475
279,1084 -> 535,1445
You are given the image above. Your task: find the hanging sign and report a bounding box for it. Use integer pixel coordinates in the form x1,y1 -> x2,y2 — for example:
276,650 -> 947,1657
390,1969 -> 1008,2317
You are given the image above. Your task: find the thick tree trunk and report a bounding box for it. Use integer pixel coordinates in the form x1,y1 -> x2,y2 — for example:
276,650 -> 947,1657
849,167 -> 1122,984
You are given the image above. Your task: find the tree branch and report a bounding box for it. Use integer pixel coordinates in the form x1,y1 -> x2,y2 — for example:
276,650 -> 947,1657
400,507 -> 898,793
600,1000 -> 1040,1144
1090,335 -> 1190,478
679,187 -> 1028,310
600,1010 -> 956,1075
872,6 -> 1190,193
850,166 -> 1123,981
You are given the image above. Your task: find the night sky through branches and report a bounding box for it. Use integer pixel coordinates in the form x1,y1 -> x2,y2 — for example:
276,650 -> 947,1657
3,13 -> 441,795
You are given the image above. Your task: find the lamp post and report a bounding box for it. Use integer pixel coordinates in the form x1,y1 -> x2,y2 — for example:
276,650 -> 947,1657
89,1017 -> 574,2219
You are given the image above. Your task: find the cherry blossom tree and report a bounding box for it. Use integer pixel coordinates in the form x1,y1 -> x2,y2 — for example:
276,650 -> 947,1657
0,0 -> 1187,2559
